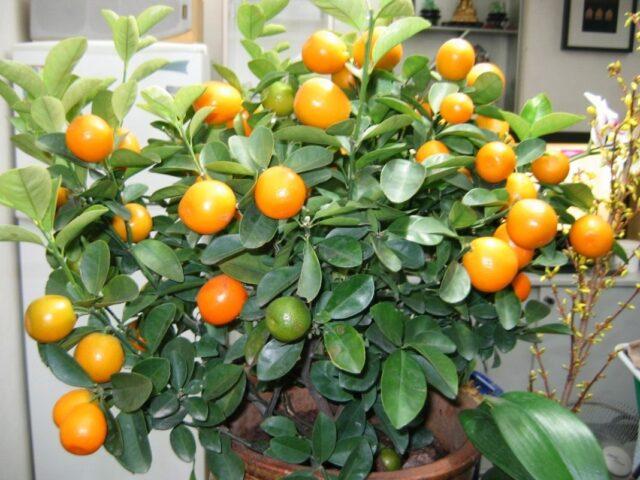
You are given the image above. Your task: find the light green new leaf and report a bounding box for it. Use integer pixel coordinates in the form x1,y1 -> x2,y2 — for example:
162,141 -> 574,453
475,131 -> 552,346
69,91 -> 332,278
100,275 -> 139,305
139,85 -> 176,121
237,2 -> 266,40
500,111 -> 530,140
378,0 -> 415,18
80,240 -> 110,295
324,323 -> 366,374
0,166 -> 52,222
274,126 -> 341,147
362,114 -> 413,141
529,113 -> 585,138
381,350 -> 427,429
112,79 -> 138,122
380,159 -> 426,203
136,5 -> 174,35
310,0 -> 368,30
371,17 -> 430,70
56,205 -> 109,250
249,126 -> 275,169
260,0 -> 289,20
31,96 -> 66,133
174,84 -> 206,119
42,37 -> 87,98
132,239 -> 184,282
213,63 -> 243,92
62,77 -> 113,113
0,59 -> 45,98
130,58 -> 169,82
113,16 -> 140,63
0,224 -> 43,245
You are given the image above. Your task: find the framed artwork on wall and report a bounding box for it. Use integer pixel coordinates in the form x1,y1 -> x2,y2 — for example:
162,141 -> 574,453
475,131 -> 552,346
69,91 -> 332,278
562,0 -> 637,52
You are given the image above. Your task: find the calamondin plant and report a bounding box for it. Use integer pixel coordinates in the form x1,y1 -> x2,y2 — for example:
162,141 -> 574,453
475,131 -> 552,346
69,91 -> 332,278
0,0 -> 610,478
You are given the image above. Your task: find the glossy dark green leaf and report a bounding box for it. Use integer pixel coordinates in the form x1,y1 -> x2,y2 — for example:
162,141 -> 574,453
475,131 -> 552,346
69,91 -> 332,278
79,240 -> 110,295
133,239 -> 184,282
310,361 -> 353,402
495,290 -> 522,330
220,252 -> 271,284
256,265 -> 301,306
362,114 -> 413,140
559,183 -> 595,210
274,125 -> 341,147
111,372 -> 153,412
266,436 -> 311,464
297,241 -> 322,302
206,448 -> 245,480
381,350 -> 427,429
516,138 -> 546,167
370,302 -> 404,346
449,202 -> 478,229
524,300 -> 550,323
312,412 -> 336,463
201,234 -> 244,265
339,353 -> 381,392
468,72 -> 503,105
380,159 -> 426,203
337,438 -> 373,480
257,339 -> 304,381
40,343 -> 93,387
100,274 -> 139,305
115,411 -> 152,474
170,425 -> 196,463
409,344 -> 458,399
284,145 -> 334,173
324,323 -> 366,374
323,274 -> 374,320
203,363 -> 243,401
0,166 -> 52,222
318,235 -> 363,268
439,262 -> 471,304
240,201 -> 278,249
261,416 -> 297,437
132,357 -> 170,393
148,391 -> 179,418
140,303 -> 175,354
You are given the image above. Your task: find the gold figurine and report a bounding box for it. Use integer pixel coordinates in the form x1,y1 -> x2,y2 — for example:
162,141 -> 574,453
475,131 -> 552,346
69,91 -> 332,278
451,0 -> 479,24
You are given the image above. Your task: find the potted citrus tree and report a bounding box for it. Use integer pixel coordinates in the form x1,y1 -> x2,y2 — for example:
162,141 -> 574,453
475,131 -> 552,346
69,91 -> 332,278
0,0 -> 609,478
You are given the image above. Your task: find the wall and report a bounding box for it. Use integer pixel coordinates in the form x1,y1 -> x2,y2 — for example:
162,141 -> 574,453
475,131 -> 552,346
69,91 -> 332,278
0,0 -> 34,479
518,0 -> 640,132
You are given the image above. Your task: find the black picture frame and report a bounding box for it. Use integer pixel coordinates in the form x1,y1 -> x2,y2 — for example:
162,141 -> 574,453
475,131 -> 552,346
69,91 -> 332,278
562,0 -> 637,52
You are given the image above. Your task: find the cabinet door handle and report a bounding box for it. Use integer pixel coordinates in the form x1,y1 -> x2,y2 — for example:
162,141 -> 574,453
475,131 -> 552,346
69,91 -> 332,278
543,296 -> 555,306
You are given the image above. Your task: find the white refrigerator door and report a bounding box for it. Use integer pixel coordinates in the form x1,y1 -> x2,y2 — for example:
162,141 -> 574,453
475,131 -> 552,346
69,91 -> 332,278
12,41 -> 209,480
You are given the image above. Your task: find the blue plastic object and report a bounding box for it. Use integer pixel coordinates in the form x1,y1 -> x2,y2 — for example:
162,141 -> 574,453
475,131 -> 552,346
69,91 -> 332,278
470,371 -> 504,396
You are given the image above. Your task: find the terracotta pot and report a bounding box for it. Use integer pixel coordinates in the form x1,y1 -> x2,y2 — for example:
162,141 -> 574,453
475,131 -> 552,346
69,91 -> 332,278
229,387 -> 481,480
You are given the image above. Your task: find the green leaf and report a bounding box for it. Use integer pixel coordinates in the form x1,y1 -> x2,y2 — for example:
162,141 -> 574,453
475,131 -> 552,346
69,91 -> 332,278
206,449 -> 245,480
201,234 -> 245,265
310,0 -> 367,30
139,85 -> 176,121
136,5 -> 173,35
113,16 -> 140,63
256,265 -> 301,306
42,37 -> 87,98
527,323 -> 572,335
428,82 -> 458,113
31,96 -> 66,133
203,363 -> 243,401
520,93 -> 553,124
372,237 -> 402,272
260,0 -> 289,20
311,361 -> 353,403
40,344 -> 93,387
140,303 -> 176,354
462,188 -> 508,207
132,357 -> 170,393
261,416 -> 297,437
312,412 -> 336,463
112,79 -> 138,122
0,59 -> 45,98
297,241 -> 322,302
170,425 -> 196,463
500,111 -> 530,141
213,63 -> 243,92
468,72 -> 503,105
110,149 -> 156,168
100,274 -> 139,305
439,262 -> 471,304
240,201 -> 277,249
189,106 -> 213,138
410,343 -> 458,399
130,58 -> 169,82
274,125 -> 341,147
0,166 -> 52,222
79,240 -> 110,295
524,300 -> 551,323
220,252 -> 271,284
362,114 -> 413,140
516,138 -> 546,167
324,323 -> 366,374
318,235 -> 362,268
115,411 -> 152,474
449,201 -> 478,229
237,2 -> 266,40
111,372 -> 153,412
529,113 -> 584,138
266,436 -> 311,464
370,302 -> 404,346
337,438 -> 373,480
388,215 -> 455,246
381,350 -> 426,429
371,17 -> 430,71
559,183 -> 595,210
0,224 -> 43,245
380,159 -> 426,203
284,145 -> 333,173
257,339 -> 304,381
174,84 -> 206,119
56,205 -> 109,250
495,290 -> 521,330
378,0 -> 415,18
133,239 -> 184,282
248,126 -> 274,169
323,274 -> 375,320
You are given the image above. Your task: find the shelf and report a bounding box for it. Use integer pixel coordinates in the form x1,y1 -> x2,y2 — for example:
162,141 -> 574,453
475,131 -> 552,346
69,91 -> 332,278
424,25 -> 518,36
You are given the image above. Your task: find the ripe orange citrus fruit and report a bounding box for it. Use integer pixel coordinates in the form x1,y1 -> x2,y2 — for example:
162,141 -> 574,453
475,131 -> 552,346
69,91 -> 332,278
265,296 -> 311,342
435,38 -> 475,81
331,67 -> 357,93
416,140 -> 450,163
294,78 -> 351,129
440,93 -> 474,124
462,237 -> 519,293
255,166 -> 306,219
178,180 -> 237,235
353,26 -> 403,70
475,141 -> 516,183
193,81 -> 243,125
53,389 -> 93,427
112,203 -> 153,243
476,115 -> 509,137
569,214 -> 615,258
226,109 -> 252,135
197,274 -> 248,326
506,199 -> 558,250
494,223 -> 534,269
531,152 -> 570,184
56,187 -> 70,208
74,333 -> 125,383
467,62 -> 506,88
116,128 -> 141,153
505,173 -> 537,205
262,81 -> 295,116
512,272 -> 531,301
59,403 -> 107,455
65,114 -> 113,163
25,294 -> 76,343
302,30 -> 349,74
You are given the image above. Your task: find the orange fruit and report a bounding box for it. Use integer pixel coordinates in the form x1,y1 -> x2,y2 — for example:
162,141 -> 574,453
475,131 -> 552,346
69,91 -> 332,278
462,237 -> 519,293
476,115 -> 509,137
178,180 -> 237,235
506,199 -> 558,250
225,110 -> 252,135
112,203 -> 153,243
531,152 -> 570,184
116,128 -> 141,153
293,78 -> 351,130
25,294 -> 76,343
197,274 -> 248,326
505,173 -> 537,205
512,272 -> 531,301
59,403 -> 107,455
353,26 -> 403,70
53,389 -> 93,427
494,223 -> 534,269
74,333 -> 124,383
458,167 -> 473,181
332,67 -> 357,92
56,187 -> 70,208
302,30 -> 349,74
193,81 -> 243,125
569,214 -> 615,258
262,82 -> 294,116
65,114 -> 113,163
467,62 -> 506,88
255,166 -> 306,219
475,141 -> 516,183
435,38 -> 475,81
416,140 -> 450,163
440,93 -> 474,124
